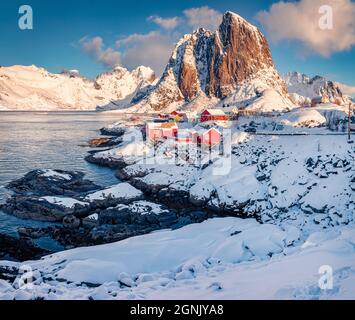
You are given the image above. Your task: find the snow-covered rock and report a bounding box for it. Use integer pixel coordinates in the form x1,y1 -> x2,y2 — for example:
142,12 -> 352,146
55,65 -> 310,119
84,183 -> 143,205
118,134 -> 354,227
281,109 -> 327,127
284,72 -> 351,106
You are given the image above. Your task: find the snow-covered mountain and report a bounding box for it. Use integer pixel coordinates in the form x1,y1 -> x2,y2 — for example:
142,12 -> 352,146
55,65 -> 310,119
107,11 -> 293,113
284,72 -> 351,107
0,65 -> 155,111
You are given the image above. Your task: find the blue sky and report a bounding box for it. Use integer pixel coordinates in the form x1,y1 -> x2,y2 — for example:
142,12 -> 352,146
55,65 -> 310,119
0,0 -> 354,87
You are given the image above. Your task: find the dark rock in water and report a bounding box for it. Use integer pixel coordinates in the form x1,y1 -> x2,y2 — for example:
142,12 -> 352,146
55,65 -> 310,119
17,224 -> 139,249
1,195 -> 91,222
87,137 -> 123,148
7,169 -> 100,197
18,227 -> 44,239
85,154 -> 128,169
100,126 -> 126,137
0,233 -> 51,262
18,225 -> 103,249
18,202 -> 210,250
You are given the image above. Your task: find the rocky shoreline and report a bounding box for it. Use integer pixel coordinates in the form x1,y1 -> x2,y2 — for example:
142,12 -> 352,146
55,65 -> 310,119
0,144 -> 217,260
1,121 -> 353,263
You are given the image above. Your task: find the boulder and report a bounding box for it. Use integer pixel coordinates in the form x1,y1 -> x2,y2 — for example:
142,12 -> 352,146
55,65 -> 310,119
100,125 -> 126,137
85,154 -> 129,168
84,183 -> 144,210
98,201 -> 175,227
7,169 -> 100,197
87,137 -> 123,148
63,215 -> 81,229
0,233 -> 51,262
1,196 -> 91,222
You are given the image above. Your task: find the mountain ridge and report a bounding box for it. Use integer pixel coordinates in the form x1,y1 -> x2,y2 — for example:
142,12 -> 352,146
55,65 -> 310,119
284,71 -> 352,107
1,11 -> 353,112
0,64 -> 155,111
107,11 -> 293,113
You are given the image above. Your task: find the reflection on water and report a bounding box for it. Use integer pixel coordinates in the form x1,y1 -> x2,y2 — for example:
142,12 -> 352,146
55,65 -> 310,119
0,111 -> 131,246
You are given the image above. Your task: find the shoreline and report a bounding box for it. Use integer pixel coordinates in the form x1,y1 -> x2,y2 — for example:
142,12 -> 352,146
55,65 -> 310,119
0,114 -> 353,300
0,115 -> 353,256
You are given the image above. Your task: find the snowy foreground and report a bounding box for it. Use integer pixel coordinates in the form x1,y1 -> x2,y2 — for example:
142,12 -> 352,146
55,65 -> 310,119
0,111 -> 354,300
0,217 -> 354,300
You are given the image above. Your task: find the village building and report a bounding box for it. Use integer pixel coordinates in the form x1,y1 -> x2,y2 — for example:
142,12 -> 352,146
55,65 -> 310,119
195,128 -> 222,145
146,122 -> 178,141
170,111 -> 188,122
175,128 -> 222,146
200,109 -> 228,122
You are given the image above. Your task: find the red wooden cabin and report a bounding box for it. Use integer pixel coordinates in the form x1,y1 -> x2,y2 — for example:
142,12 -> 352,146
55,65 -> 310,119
200,109 -> 227,122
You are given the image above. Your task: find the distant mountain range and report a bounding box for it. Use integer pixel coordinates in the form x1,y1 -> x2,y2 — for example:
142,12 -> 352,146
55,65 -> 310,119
284,72 -> 352,107
0,11 -> 353,112
0,65 -> 155,111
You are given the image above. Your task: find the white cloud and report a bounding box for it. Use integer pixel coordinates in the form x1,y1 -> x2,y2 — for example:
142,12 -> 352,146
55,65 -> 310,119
147,15 -> 180,30
337,82 -> 355,97
183,6 -> 223,31
79,36 -> 121,68
256,0 -> 355,57
116,31 -> 175,75
79,6 -> 224,74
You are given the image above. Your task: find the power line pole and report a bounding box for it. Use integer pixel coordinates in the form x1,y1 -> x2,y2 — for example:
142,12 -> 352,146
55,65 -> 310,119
349,103 -> 351,141
348,102 -> 353,143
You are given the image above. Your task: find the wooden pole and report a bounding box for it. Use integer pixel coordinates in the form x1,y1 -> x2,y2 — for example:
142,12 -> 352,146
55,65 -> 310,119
349,103 -> 351,141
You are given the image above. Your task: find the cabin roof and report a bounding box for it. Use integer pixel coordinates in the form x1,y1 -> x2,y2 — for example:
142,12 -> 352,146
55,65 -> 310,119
147,122 -> 178,129
195,127 -> 222,136
171,110 -> 187,116
202,109 -> 226,116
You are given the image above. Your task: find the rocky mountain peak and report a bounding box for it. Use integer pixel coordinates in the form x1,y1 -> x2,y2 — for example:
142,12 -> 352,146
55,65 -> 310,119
132,10 -> 289,111
209,11 -> 275,98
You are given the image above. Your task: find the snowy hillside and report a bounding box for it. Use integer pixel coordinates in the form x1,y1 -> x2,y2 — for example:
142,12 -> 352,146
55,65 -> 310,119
0,65 -> 155,111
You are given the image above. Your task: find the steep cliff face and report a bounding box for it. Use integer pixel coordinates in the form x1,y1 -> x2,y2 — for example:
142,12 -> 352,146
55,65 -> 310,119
132,11 -> 289,112
208,12 -> 276,98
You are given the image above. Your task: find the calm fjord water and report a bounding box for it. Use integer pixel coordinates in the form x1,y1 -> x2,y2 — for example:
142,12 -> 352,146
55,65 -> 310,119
0,111 -> 124,238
